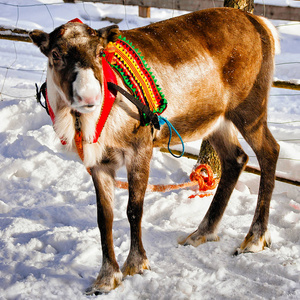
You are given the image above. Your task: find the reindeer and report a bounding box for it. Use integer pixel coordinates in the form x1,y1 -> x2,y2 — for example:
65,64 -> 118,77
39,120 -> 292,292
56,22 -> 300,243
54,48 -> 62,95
30,7 -> 280,294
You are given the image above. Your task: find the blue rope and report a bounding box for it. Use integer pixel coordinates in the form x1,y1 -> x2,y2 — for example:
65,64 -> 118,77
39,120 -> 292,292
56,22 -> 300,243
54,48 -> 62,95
158,116 -> 185,158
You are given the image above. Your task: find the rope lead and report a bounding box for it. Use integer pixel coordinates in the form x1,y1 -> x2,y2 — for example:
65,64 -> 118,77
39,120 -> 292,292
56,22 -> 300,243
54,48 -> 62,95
158,116 -> 185,158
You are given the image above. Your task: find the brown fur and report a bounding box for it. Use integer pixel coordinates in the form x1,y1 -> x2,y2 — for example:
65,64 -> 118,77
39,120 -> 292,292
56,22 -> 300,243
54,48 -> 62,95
30,8 -> 279,294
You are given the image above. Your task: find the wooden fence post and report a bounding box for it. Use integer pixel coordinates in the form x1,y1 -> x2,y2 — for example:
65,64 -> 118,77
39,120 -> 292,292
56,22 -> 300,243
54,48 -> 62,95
139,6 -> 151,18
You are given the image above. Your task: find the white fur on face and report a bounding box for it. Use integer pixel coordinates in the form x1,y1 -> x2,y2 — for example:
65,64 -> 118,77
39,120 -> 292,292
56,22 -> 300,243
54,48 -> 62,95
72,67 -> 101,113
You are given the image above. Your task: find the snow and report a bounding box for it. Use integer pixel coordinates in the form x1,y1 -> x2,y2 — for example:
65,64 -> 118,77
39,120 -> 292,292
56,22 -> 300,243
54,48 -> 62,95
255,0 -> 300,7
0,1 -> 300,299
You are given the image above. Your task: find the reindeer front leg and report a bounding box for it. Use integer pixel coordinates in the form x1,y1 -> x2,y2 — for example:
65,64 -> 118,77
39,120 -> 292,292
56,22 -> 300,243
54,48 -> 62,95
122,144 -> 152,277
86,164 -> 122,295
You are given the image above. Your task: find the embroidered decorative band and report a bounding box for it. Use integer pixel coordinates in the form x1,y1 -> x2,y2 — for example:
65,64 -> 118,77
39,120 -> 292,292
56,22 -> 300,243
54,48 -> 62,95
103,36 -> 167,124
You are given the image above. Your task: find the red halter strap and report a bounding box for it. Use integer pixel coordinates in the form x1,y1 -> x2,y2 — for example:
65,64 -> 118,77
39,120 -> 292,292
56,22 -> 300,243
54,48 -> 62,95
93,57 -> 117,143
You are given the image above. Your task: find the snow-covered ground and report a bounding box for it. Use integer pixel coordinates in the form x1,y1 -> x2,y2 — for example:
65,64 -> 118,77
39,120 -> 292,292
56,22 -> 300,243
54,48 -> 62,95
0,1 -> 299,299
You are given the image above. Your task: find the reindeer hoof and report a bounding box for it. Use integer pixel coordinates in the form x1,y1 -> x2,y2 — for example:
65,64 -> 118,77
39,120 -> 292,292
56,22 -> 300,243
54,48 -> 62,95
178,230 -> 220,247
234,230 -> 271,256
85,286 -> 103,296
85,270 -> 123,295
122,257 -> 150,277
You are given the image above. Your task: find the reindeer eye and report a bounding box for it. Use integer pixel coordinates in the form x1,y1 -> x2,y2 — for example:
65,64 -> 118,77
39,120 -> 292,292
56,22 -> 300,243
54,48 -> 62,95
98,48 -> 104,57
52,51 -> 60,61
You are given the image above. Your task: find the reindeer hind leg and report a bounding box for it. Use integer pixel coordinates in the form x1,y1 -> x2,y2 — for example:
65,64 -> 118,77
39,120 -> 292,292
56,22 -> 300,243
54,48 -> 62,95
234,122 -> 279,255
180,119 -> 248,247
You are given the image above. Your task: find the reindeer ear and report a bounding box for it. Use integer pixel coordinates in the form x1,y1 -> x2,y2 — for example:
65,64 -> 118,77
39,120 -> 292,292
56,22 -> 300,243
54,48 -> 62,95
98,25 -> 120,47
29,30 -> 50,56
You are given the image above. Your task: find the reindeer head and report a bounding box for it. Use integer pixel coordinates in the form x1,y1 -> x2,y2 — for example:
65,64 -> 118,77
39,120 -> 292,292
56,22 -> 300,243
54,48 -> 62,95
30,21 -> 120,114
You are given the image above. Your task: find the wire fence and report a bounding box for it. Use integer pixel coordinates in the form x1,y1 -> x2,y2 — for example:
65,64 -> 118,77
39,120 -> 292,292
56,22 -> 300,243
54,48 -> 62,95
0,0 -> 300,167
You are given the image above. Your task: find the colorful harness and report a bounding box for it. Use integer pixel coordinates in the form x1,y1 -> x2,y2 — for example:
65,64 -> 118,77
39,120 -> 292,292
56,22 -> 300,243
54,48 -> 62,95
102,36 -> 167,124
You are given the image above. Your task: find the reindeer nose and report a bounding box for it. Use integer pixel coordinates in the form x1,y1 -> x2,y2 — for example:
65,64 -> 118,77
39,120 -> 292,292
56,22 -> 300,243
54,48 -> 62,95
72,67 -> 101,112
76,94 -> 100,106
74,84 -> 101,106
